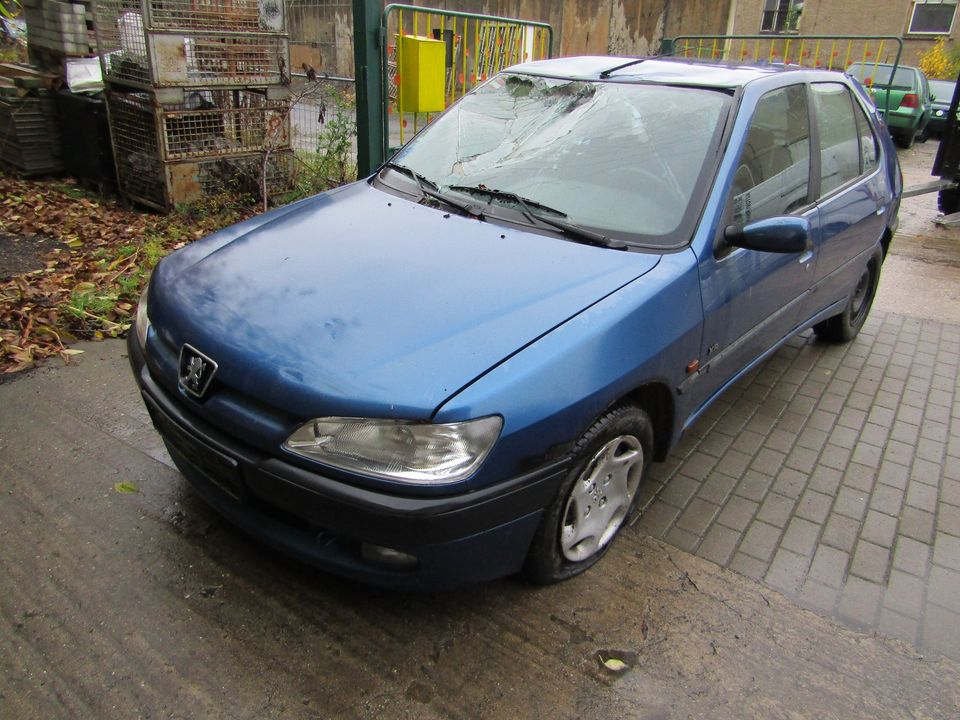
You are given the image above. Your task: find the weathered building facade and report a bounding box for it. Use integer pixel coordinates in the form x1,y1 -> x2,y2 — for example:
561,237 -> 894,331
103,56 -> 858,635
291,0 -> 960,77
289,0 -> 735,77
730,0 -> 960,66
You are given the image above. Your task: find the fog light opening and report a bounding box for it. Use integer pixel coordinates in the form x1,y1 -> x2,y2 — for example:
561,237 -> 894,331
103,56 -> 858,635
361,543 -> 420,571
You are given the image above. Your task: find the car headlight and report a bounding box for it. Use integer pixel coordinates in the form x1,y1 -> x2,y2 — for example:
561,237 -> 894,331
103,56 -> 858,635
135,282 -> 151,351
283,416 -> 502,484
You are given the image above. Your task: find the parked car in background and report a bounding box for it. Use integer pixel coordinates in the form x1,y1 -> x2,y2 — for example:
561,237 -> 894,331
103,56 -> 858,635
928,78 -> 957,137
846,62 -> 932,148
129,56 -> 902,589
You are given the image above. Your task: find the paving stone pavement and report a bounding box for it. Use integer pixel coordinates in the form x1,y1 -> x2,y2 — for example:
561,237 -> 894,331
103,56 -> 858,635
633,310 -> 960,661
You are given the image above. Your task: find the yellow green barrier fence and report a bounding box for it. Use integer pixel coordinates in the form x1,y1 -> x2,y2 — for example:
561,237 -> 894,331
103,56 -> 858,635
663,34 -> 904,115
380,4 -> 553,158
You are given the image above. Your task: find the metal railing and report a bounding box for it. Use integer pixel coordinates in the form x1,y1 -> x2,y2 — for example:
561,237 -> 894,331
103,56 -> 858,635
664,34 -> 904,116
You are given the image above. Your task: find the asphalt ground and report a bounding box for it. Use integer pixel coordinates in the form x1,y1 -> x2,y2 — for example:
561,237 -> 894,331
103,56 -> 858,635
2,142 -> 960,718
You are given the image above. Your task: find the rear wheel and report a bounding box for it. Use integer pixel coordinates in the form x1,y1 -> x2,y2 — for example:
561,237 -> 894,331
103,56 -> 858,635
524,404 -> 653,584
813,259 -> 879,343
896,128 -> 916,149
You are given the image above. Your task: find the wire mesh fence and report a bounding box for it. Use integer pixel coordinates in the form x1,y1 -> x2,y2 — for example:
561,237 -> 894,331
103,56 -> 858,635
287,73 -> 353,152
286,0 -> 353,78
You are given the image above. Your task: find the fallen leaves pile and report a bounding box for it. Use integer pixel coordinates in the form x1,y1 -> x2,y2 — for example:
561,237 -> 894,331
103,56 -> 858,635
0,173 -> 255,374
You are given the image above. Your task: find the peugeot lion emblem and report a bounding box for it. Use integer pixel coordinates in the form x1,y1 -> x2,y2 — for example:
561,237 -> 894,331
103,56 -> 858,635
178,344 -> 218,398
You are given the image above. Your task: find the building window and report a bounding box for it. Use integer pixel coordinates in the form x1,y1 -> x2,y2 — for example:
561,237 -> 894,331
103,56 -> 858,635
761,0 -> 804,33
909,0 -> 958,34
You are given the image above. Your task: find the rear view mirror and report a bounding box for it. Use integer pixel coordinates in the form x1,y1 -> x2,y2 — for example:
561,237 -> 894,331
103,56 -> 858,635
725,216 -> 810,253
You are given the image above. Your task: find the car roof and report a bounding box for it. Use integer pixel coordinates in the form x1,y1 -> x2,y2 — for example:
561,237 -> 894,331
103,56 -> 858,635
847,61 -> 920,71
506,55 -> 825,89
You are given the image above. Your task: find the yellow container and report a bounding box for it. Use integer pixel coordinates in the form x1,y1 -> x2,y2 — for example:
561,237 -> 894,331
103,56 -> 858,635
399,35 -> 446,113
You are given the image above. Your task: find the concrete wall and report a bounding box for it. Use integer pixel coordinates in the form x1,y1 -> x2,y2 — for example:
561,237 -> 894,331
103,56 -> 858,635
560,0 -> 733,56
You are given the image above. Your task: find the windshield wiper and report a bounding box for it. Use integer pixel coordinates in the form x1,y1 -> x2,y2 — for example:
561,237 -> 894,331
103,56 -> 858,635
447,185 -> 627,250
381,162 -> 482,218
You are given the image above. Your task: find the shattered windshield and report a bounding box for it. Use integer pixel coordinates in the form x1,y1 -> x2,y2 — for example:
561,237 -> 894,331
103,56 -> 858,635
391,73 -> 730,244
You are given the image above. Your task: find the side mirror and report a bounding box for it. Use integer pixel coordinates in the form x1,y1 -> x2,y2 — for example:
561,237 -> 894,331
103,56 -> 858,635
724,216 -> 810,253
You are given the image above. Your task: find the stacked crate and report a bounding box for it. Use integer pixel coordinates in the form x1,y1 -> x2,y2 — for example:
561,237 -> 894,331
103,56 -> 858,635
0,94 -> 63,176
93,1 -> 292,210
23,0 -> 96,59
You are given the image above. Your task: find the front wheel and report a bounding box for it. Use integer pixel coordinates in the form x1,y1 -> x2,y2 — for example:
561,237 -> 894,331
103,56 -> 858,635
524,404 -> 653,584
813,259 -> 879,343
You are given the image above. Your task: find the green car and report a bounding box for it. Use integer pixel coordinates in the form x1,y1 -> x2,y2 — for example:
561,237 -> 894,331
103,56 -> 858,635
847,62 -> 932,148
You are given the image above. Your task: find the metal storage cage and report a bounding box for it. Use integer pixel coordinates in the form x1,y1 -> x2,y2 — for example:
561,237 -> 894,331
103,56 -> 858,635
105,90 -> 167,208
94,0 -> 293,209
94,0 -> 289,90
107,88 -> 292,209
159,88 -> 290,160
147,0 -> 285,32
97,30 -> 291,89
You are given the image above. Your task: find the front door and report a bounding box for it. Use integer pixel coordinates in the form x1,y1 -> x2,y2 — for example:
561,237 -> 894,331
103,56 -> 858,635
687,83 -> 817,417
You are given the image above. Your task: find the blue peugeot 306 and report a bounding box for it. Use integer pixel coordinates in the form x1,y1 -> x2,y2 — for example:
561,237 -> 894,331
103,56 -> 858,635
129,56 -> 901,588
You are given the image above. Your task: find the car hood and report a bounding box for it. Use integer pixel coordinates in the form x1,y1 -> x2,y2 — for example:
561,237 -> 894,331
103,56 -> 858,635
150,182 -> 662,419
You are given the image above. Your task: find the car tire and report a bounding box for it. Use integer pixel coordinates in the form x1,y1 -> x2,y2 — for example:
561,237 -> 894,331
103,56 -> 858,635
524,404 -> 653,584
939,187 -> 960,214
813,258 -> 879,343
896,129 -> 916,149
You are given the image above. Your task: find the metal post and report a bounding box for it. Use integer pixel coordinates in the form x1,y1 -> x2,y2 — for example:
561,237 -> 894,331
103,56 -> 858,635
353,0 -> 384,177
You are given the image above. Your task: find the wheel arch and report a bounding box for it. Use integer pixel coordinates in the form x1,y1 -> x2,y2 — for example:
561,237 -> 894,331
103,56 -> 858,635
622,381 -> 675,462
880,225 -> 893,259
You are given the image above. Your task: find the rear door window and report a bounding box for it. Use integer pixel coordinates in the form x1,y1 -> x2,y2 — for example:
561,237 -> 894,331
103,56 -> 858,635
812,83 -> 861,195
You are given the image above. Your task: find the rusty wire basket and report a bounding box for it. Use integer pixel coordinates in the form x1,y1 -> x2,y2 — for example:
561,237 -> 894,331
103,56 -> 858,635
106,90 -> 167,208
159,88 -> 290,160
94,0 -> 290,89
147,0 -> 285,33
107,89 -> 291,209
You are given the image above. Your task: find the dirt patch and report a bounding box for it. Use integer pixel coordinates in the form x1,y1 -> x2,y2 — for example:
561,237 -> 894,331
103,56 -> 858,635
0,232 -> 67,280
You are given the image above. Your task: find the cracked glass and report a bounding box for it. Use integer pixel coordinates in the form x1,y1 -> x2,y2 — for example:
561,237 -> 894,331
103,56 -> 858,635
392,73 -> 730,245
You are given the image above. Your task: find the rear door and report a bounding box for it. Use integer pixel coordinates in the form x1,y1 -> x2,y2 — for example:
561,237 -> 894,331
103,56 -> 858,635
806,81 -> 889,313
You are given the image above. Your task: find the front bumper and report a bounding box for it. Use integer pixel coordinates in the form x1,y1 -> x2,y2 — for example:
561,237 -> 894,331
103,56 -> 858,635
128,331 -> 567,588
928,109 -> 949,134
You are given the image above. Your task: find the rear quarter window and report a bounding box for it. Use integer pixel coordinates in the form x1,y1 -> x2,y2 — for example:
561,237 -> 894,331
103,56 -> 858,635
853,97 -> 879,174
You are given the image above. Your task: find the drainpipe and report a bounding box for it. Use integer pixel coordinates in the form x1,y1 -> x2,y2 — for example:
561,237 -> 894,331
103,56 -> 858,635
726,0 -> 738,35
